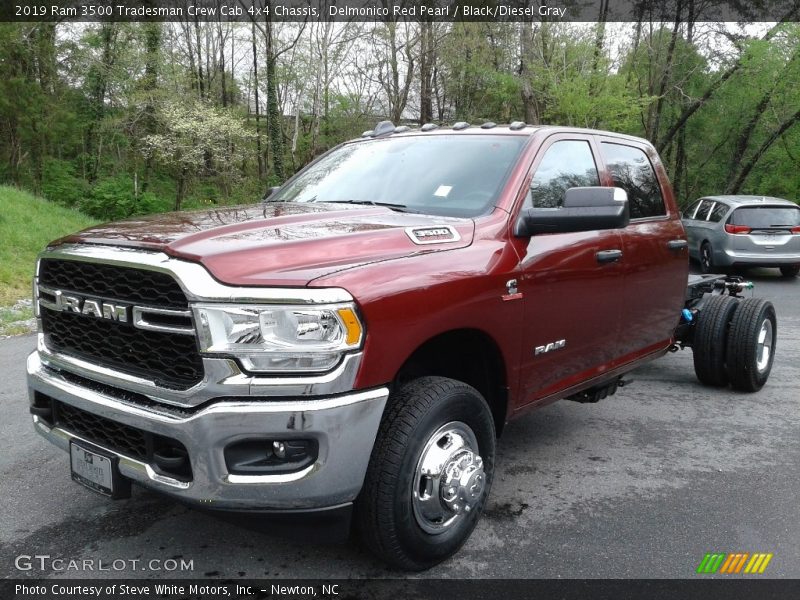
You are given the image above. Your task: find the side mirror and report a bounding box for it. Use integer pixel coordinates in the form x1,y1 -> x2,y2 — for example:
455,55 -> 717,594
515,187 -> 629,236
262,186 -> 281,201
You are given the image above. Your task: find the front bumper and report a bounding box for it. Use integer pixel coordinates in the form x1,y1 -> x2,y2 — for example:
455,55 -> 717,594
27,351 -> 388,511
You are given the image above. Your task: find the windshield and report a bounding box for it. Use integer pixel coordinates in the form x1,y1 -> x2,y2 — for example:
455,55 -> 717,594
272,135 -> 527,217
731,206 -> 800,228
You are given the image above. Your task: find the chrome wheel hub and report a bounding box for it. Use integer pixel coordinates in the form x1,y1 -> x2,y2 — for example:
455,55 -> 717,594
756,318 -> 773,373
412,422 -> 485,534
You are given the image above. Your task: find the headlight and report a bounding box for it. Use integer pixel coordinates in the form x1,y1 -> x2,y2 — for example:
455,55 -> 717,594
194,303 -> 364,373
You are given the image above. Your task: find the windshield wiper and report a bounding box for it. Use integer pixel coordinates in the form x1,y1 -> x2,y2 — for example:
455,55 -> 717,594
324,199 -> 415,213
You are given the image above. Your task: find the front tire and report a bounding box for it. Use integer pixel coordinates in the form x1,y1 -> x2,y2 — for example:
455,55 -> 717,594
779,265 -> 800,278
726,298 -> 777,392
356,377 -> 496,570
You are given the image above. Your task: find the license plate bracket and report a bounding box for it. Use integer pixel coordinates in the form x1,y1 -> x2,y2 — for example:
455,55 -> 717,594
69,441 -> 131,499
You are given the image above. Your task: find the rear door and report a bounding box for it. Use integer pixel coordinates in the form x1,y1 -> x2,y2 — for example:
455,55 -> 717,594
597,138 -> 688,363
729,204 -> 800,258
514,134 -> 625,404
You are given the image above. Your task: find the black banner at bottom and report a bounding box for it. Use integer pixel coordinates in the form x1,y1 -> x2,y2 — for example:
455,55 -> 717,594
4,579 -> 800,600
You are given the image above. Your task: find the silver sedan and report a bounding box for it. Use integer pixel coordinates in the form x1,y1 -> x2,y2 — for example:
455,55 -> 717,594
682,195 -> 800,277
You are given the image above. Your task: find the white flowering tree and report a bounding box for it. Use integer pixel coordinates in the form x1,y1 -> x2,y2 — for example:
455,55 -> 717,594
142,99 -> 255,210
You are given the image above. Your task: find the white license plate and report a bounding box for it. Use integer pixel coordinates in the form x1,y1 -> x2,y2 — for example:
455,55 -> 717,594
70,442 -> 115,496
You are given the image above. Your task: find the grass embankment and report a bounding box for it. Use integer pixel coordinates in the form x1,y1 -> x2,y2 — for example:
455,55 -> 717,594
0,186 -> 97,335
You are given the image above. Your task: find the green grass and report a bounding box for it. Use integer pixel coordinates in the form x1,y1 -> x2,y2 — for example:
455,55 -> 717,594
0,185 -> 98,306
0,302 -> 34,336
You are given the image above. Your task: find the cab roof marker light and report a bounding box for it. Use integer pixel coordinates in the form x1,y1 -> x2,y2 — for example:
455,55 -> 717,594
509,121 -> 527,130
373,120 -> 396,137
481,122 -> 497,129
362,130 -> 374,138
421,123 -> 439,132
452,121 -> 470,130
394,125 -> 411,133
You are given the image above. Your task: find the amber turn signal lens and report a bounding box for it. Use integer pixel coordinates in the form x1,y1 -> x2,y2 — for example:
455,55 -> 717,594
337,307 -> 363,346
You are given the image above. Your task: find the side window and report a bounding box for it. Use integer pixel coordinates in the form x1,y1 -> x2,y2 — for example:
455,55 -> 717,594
707,202 -> 729,223
683,199 -> 703,219
601,142 -> 666,219
528,140 -> 600,208
696,199 -> 714,221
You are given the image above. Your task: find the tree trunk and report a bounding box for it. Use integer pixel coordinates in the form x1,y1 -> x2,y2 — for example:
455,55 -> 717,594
265,7 -> 285,181
174,167 -> 188,211
141,22 -> 161,193
219,21 -> 227,107
193,18 -> 205,99
625,3 -> 644,87
589,0 -> 609,98
419,21 -> 434,124
672,3 -> 694,205
85,23 -> 118,183
519,21 -> 539,124
649,0 -> 683,144
251,21 -> 264,179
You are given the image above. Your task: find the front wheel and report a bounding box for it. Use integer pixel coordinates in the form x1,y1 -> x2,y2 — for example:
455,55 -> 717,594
780,265 -> 800,278
356,377 -> 496,570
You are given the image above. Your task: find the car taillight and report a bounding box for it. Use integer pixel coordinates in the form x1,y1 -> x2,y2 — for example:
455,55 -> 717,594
792,226 -> 800,234
724,224 -> 751,234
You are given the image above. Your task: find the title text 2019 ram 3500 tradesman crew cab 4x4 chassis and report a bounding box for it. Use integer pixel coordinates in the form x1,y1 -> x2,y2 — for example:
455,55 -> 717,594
27,122 -> 777,570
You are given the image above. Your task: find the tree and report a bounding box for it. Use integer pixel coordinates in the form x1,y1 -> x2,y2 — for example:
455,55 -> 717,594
141,100 -> 254,210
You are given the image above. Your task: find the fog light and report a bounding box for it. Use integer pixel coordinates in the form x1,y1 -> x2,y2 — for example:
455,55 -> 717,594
224,438 -> 318,476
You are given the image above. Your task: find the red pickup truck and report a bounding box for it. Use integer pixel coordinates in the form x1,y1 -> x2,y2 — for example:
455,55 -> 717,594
27,123 -> 776,570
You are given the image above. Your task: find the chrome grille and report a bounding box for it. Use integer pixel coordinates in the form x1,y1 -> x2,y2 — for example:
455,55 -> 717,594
39,259 -> 188,309
38,258 -> 204,390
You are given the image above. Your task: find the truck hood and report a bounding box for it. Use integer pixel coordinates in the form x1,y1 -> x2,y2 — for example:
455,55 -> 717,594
55,202 -> 475,287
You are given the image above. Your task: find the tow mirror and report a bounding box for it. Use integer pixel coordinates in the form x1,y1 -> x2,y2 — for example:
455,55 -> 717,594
262,186 -> 281,201
515,187 -> 629,236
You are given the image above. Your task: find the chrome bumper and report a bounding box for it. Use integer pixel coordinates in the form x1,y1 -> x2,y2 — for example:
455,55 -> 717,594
721,248 -> 800,266
27,351 -> 388,510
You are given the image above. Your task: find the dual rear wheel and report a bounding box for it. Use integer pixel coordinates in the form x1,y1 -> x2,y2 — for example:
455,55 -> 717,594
692,295 -> 776,392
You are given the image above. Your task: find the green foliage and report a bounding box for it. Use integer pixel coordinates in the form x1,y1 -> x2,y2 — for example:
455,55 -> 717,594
41,159 -> 88,207
0,186 -> 97,305
547,73 -> 650,132
1,21 -> 800,224
79,174 -> 135,219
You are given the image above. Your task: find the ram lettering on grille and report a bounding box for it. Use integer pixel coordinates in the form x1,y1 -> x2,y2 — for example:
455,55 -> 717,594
38,287 -> 130,323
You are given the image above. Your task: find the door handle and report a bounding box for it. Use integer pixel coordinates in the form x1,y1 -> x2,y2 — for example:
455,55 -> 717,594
596,249 -> 623,264
667,239 -> 688,250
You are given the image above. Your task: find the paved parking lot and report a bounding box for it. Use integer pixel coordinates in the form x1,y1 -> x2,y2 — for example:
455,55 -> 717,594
1,267 -> 799,579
